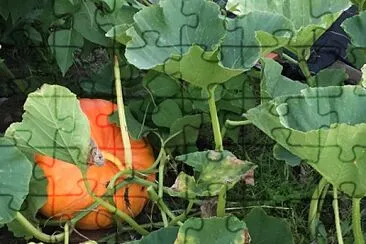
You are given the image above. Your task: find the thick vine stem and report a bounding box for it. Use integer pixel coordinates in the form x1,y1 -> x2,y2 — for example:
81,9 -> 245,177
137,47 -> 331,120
332,186 -> 344,244
14,212 -> 65,243
158,150 -> 168,226
352,197 -> 365,244
207,85 -> 223,151
308,177 -> 328,240
114,55 -> 132,170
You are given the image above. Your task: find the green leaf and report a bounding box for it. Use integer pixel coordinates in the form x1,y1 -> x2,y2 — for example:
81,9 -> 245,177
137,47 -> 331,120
143,71 -> 180,97
96,5 -> 137,33
260,58 -> 308,100
229,0 -> 352,56
152,99 -> 183,128
124,0 -> 226,70
221,11 -> 293,67
7,163 -> 47,239
73,0 -> 110,46
127,227 -> 179,244
80,59 -> 141,96
143,227 -> 178,243
48,29 -> 84,76
168,172 -> 198,198
342,11 -> 366,48
174,216 -> 249,244
0,138 -> 33,224
350,0 -> 366,10
101,0 -> 126,11
53,0 -> 77,15
314,68 -> 348,87
246,86 -> 366,197
7,0 -> 40,23
346,44 -> 366,69
226,0 -> 349,29
222,73 -> 258,112
105,24 -> 132,44
155,45 -> 243,88
244,207 -> 294,244
5,84 -> 90,167
273,144 -> 302,167
172,150 -> 256,196
166,114 -> 206,153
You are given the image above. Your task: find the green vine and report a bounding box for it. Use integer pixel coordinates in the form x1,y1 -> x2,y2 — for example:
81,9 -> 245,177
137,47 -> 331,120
14,212 -> 65,243
332,186 -> 344,244
352,197 -> 365,244
207,85 -> 223,152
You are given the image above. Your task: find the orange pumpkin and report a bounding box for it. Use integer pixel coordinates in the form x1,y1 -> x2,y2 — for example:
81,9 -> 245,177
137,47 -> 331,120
35,99 -> 155,230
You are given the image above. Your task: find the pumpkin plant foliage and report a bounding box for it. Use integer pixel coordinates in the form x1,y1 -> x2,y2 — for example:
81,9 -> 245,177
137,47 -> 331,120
246,86 -> 366,197
5,84 -> 91,168
2,0 -> 364,242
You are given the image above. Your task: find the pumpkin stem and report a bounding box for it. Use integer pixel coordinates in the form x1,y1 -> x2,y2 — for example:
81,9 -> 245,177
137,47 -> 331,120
114,55 -> 133,170
102,151 -> 124,171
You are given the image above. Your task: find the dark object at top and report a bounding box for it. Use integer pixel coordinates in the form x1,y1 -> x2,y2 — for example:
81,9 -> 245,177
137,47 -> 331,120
307,5 -> 358,74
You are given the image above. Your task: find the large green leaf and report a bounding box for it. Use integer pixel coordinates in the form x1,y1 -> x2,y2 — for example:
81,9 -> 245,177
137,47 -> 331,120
7,163 -> 47,239
124,0 -> 226,70
0,138 -> 33,224
314,68 -> 348,87
166,114 -> 208,153
227,0 -> 352,56
125,227 -> 179,244
221,11 -> 293,67
350,0 -> 366,11
260,58 -> 307,101
5,84 -> 90,167
73,0 -> 111,46
48,29 -> 84,76
244,207 -> 294,244
273,144 -> 302,167
170,150 -> 256,197
226,0 -> 350,29
80,59 -> 141,96
143,71 -> 181,98
152,99 -> 183,128
124,0 -> 296,86
346,44 -> 366,69
342,11 -> 366,48
96,5 -> 137,33
174,216 -> 249,244
155,45 -> 243,88
53,0 -> 77,15
7,0 -> 40,23
221,73 -> 258,112
101,0 -> 126,11
246,86 -> 366,197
